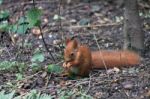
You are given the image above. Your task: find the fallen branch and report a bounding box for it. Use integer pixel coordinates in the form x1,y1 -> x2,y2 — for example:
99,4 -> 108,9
67,22 -> 122,29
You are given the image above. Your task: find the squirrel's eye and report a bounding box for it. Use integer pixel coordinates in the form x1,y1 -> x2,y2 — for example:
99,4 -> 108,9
70,52 -> 74,56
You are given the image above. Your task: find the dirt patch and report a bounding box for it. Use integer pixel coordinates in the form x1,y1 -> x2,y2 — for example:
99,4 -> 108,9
0,0 -> 150,99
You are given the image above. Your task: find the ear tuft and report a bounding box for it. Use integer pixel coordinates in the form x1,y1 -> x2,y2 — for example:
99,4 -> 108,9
70,36 -> 75,40
65,37 -> 79,48
73,39 -> 79,49
65,37 -> 71,45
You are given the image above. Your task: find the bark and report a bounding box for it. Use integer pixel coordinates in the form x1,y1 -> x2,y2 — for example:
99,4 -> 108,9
123,0 -> 144,55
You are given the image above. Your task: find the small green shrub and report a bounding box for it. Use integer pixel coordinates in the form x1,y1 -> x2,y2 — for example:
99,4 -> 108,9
0,90 -> 53,99
0,61 -> 26,73
14,90 -> 53,99
0,90 -> 15,99
58,89 -> 93,99
47,64 -> 63,74
30,49 -> 45,72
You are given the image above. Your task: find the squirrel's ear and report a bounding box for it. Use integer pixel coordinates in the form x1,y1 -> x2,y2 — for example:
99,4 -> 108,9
65,37 -> 71,45
73,39 -> 80,49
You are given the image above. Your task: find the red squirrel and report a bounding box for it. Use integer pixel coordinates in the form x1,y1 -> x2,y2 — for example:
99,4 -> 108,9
63,38 -> 140,77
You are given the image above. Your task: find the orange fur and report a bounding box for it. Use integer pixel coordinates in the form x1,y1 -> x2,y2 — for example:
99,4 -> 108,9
63,38 -> 140,76
63,38 -> 92,76
92,50 -> 140,69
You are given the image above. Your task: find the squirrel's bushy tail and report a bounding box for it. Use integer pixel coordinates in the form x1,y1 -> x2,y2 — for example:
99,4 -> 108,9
92,50 -> 140,69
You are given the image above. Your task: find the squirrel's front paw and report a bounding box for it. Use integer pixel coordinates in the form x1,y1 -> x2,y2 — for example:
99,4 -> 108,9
63,62 -> 67,68
63,62 -> 73,68
66,62 -> 73,68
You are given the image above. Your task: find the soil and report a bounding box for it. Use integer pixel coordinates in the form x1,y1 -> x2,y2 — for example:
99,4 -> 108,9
0,0 -> 150,99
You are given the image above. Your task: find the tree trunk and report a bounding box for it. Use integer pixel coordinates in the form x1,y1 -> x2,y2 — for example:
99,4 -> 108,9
123,0 -> 144,55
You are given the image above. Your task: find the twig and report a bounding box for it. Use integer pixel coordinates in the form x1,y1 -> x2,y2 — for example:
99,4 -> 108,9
57,0 -> 65,56
93,33 -> 109,77
86,73 -> 92,93
15,2 -> 26,62
32,0 -> 36,8
45,74 -> 51,87
32,0 -> 55,62
46,21 -> 122,29
58,0 -> 64,40
39,26 -> 55,62
68,78 -> 113,88
2,0 -> 57,7
56,60 -> 64,65
68,22 -> 122,29
3,47 -> 11,58
119,89 -> 130,98
77,81 -> 90,86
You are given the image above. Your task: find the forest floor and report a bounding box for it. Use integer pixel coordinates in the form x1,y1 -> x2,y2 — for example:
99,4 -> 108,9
0,0 -> 150,99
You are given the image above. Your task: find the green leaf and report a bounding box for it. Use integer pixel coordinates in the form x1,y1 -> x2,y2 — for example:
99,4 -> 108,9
9,24 -> 17,33
36,93 -> 53,99
27,7 -> 42,27
18,17 -> 28,25
18,63 -> 26,73
47,64 -> 63,73
31,52 -> 45,62
0,90 -> 15,99
16,24 -> 29,34
9,24 -> 29,34
14,89 -> 53,99
0,0 -> 3,5
0,21 -> 9,31
0,10 -> 9,20
30,62 -> 38,67
30,62 -> 41,72
0,61 -> 16,71
8,17 -> 29,34
16,73 -> 23,80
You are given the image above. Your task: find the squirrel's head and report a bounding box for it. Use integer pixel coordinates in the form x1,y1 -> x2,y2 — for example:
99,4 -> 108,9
64,37 -> 79,62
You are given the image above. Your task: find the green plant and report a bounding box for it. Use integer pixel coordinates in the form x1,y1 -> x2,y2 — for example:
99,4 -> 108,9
47,64 -> 63,74
31,52 -> 45,63
0,10 -> 9,20
0,0 -> 3,5
0,10 -> 9,31
30,49 -> 45,72
27,7 -> 42,28
59,90 -> 74,99
14,90 -> 53,99
0,90 -> 15,99
30,62 -> 41,72
0,7 -> 42,34
0,90 -> 53,99
15,73 -> 23,80
5,82 -> 17,90
0,61 -> 26,73
0,61 -> 16,71
58,88 -> 93,99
